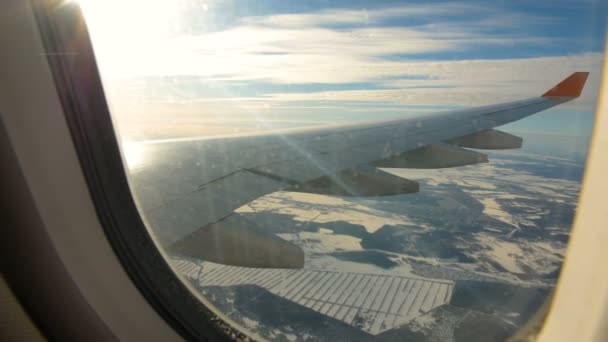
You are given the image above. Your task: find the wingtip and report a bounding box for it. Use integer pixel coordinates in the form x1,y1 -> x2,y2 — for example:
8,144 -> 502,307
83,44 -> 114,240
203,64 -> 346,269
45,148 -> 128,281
542,72 -> 589,98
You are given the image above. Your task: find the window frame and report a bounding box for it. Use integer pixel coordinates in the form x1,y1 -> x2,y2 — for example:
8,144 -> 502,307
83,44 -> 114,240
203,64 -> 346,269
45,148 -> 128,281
31,1 -> 246,340
27,1 -> 608,341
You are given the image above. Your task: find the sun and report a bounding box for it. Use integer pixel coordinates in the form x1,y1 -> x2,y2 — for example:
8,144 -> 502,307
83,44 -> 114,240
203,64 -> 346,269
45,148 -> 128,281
121,140 -> 147,169
73,0 -> 186,79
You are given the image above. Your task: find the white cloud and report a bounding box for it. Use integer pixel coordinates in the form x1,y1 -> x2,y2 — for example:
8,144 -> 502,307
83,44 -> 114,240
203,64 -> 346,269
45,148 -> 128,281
265,53 -> 603,108
88,2 -> 603,116
92,3 -> 561,80
98,23 -> 555,83
240,3 -> 496,28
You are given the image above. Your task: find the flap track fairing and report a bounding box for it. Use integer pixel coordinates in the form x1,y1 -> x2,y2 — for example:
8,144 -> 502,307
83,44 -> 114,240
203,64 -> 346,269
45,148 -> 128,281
287,166 -> 419,197
372,143 -> 488,169
446,129 -> 522,150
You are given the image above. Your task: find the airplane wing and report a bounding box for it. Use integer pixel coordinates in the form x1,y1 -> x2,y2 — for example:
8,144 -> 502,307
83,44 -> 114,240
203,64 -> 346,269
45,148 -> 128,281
127,72 -> 589,269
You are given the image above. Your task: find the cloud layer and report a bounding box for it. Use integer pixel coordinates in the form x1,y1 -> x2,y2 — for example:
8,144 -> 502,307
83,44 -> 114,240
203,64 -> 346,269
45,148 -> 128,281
85,2 -> 604,123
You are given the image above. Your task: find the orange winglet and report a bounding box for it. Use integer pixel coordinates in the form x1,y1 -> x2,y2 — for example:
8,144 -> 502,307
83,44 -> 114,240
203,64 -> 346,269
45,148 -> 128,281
542,72 -> 589,97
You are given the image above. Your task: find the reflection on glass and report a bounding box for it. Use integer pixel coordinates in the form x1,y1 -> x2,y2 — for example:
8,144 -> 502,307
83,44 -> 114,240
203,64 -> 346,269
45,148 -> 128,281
82,0 -> 605,340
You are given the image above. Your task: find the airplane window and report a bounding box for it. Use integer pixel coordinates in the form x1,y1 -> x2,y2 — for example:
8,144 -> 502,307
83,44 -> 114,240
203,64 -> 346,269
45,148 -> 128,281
78,0 -> 604,340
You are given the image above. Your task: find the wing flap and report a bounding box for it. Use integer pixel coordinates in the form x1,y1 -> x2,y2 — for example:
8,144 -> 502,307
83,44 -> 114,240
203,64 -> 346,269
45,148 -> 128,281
142,170 -> 287,246
169,214 -> 304,269
372,143 -> 488,169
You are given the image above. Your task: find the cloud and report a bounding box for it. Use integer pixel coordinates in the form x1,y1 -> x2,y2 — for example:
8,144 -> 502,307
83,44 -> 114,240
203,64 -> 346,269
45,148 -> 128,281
90,2 -> 603,118
99,24 -> 555,83
93,3 -> 562,80
240,3 -> 497,28
265,53 -> 603,108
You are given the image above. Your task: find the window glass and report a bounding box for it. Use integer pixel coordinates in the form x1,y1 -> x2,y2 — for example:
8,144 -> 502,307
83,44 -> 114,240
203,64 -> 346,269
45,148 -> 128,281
80,0 -> 605,340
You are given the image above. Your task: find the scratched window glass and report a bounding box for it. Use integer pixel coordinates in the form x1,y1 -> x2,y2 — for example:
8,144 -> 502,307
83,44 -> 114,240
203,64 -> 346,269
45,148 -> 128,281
81,0 -> 604,340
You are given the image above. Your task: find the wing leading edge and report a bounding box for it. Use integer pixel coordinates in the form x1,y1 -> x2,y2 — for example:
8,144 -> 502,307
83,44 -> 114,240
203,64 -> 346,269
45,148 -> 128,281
129,72 -> 589,269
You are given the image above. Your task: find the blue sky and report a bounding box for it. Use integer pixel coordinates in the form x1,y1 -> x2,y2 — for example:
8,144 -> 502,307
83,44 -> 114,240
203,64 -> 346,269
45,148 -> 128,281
85,0 -> 606,138
199,0 -> 607,57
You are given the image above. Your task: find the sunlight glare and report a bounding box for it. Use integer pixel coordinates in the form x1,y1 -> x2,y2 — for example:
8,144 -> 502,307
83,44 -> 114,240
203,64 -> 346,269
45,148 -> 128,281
121,140 -> 147,169
76,0 -> 186,78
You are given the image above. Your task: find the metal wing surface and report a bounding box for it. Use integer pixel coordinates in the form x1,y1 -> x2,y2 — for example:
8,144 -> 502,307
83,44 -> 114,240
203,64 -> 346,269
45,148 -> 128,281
126,72 -> 589,268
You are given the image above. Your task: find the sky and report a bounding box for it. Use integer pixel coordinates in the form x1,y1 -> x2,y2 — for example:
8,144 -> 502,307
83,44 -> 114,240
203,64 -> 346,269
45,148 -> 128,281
81,0 -> 606,139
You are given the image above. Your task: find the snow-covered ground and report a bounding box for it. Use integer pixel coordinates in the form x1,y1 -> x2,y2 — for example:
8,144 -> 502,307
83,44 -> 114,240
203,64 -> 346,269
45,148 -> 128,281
173,258 -> 453,335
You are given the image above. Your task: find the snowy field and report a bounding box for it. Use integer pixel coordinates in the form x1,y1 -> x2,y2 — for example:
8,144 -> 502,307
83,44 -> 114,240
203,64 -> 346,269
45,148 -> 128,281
173,258 -> 453,335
